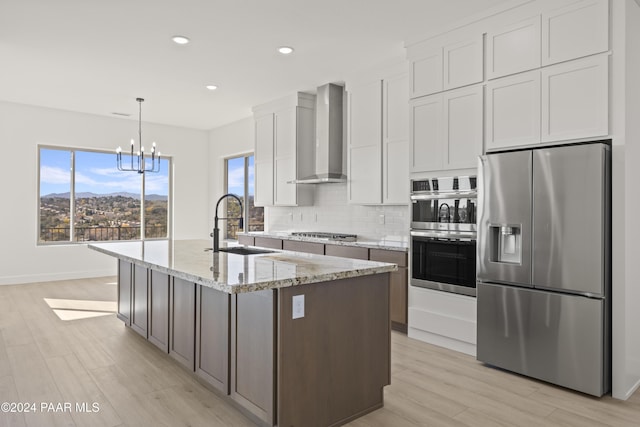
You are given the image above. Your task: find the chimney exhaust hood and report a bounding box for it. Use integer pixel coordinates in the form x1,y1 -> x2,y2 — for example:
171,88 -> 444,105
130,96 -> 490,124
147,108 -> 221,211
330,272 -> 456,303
289,83 -> 346,184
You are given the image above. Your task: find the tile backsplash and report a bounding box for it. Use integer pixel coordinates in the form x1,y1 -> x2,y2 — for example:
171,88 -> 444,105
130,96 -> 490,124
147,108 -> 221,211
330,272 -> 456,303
266,183 -> 409,241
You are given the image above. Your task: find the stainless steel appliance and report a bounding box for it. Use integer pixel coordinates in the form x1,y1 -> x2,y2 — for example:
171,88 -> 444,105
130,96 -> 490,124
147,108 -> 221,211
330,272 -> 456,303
410,176 -> 478,297
477,142 -> 611,397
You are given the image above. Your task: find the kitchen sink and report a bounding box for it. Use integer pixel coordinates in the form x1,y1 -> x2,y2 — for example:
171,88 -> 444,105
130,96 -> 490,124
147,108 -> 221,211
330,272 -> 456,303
204,247 -> 275,255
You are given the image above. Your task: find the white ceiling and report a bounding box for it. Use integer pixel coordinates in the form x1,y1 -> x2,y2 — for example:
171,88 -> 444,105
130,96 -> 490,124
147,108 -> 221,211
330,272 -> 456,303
1,0 -> 517,130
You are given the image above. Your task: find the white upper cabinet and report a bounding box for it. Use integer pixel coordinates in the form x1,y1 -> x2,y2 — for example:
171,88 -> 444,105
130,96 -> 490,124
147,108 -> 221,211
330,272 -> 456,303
348,79 -> 383,205
348,64 -> 410,205
487,16 -> 541,79
253,93 -> 315,207
409,46 -> 442,98
486,70 -> 541,150
442,85 -> 484,170
273,107 -> 297,206
542,0 -> 609,66
443,35 -> 484,90
408,33 -> 483,98
254,114 -> 274,206
541,54 -> 608,143
383,72 -> 409,205
410,94 -> 442,173
411,85 -> 483,173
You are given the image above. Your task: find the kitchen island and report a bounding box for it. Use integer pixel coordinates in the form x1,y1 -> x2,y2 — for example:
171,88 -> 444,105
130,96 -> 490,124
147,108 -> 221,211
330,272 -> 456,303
88,239 -> 396,427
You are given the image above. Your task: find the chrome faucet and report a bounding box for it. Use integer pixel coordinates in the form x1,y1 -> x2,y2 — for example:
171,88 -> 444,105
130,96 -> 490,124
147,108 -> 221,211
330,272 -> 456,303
439,203 -> 451,223
212,193 -> 244,252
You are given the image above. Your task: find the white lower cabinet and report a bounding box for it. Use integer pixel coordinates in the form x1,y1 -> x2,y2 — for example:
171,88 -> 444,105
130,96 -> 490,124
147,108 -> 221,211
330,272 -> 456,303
408,286 -> 476,356
541,54 -> 609,143
411,84 -> 483,172
486,70 -> 541,150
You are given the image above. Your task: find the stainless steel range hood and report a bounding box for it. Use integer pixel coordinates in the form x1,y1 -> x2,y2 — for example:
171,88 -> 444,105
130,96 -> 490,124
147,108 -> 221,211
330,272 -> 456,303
289,83 -> 346,184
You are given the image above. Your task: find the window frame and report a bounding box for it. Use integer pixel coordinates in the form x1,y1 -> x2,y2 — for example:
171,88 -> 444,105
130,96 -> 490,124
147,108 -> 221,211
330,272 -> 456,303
37,144 -> 172,245
224,152 -> 260,240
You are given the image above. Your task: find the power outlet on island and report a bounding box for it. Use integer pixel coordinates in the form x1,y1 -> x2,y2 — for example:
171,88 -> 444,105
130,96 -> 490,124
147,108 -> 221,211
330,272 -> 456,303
292,295 -> 305,319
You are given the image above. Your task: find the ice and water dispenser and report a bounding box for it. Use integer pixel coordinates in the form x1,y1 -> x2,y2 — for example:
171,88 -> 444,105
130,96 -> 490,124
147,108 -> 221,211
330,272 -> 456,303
489,225 -> 522,264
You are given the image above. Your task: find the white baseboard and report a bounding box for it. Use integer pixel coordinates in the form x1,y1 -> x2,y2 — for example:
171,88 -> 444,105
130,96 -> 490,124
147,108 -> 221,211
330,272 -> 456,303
408,327 -> 477,357
613,377 -> 640,401
0,269 -> 116,285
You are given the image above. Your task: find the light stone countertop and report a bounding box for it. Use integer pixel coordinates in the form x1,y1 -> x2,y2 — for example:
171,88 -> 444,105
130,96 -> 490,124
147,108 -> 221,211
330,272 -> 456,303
88,239 -> 397,294
239,231 -> 409,252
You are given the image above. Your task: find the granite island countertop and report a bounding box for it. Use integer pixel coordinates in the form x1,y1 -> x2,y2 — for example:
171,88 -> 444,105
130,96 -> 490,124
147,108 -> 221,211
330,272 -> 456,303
88,239 -> 397,294
238,231 -> 409,252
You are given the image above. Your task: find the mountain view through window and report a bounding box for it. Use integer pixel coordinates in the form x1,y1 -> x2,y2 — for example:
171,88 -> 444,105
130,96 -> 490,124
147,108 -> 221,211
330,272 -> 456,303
39,147 -> 170,243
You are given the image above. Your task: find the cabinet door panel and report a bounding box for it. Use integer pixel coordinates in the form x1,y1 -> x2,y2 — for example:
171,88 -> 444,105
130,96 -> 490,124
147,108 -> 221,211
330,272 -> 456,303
348,80 -> 382,204
542,0 -> 609,66
149,270 -> 169,352
196,285 -> 229,393
131,265 -> 148,338
487,16 -> 541,79
383,72 -> 409,205
410,47 -> 442,98
443,85 -> 483,169
486,70 -> 541,150
117,260 -> 132,325
410,95 -> 442,173
170,277 -> 196,370
274,108 -> 296,158
541,55 -> 608,143
349,145 -> 381,204
254,114 -> 274,206
443,36 -> 483,90
274,157 -> 296,206
384,139 -> 409,204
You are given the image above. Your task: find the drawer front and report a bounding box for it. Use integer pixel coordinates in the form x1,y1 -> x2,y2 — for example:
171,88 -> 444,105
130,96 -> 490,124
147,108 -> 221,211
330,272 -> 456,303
254,237 -> 283,250
282,240 -> 324,254
369,249 -> 407,267
325,245 -> 369,260
237,235 -> 255,246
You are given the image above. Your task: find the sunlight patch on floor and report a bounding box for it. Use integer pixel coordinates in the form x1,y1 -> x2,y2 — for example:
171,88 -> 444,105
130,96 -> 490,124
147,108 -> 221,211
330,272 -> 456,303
44,298 -> 117,321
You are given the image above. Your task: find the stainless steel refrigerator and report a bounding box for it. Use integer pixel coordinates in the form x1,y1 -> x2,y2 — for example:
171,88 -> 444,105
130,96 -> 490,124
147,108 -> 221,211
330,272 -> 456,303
476,142 -> 611,397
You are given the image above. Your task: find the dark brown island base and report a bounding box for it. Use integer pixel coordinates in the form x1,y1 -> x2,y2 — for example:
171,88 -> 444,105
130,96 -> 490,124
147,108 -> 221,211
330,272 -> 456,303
88,239 -> 396,427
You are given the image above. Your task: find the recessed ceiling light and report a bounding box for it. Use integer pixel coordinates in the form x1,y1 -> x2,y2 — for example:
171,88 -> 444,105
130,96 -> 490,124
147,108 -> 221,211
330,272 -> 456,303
206,85 -> 218,91
278,46 -> 294,55
172,35 -> 190,45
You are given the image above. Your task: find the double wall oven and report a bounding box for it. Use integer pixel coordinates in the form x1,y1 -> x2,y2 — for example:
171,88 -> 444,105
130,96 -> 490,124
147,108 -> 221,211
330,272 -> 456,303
410,176 -> 477,297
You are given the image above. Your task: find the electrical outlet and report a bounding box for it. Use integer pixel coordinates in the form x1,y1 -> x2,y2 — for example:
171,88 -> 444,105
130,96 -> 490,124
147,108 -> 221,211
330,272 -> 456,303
314,213 -> 318,222
292,295 -> 304,319
299,212 -> 303,222
288,212 -> 293,222
378,214 -> 385,225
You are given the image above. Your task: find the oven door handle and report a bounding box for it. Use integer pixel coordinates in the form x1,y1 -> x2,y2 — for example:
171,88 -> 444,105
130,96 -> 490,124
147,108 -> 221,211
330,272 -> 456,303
410,191 -> 477,201
410,230 -> 477,240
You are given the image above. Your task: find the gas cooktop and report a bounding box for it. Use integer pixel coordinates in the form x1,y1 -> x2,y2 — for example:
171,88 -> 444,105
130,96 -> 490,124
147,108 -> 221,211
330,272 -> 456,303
290,231 -> 358,242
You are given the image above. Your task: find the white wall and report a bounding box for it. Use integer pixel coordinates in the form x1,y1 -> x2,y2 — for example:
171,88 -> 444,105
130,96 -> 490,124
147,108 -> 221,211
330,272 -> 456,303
0,101 -> 209,285
207,117 -> 255,232
610,0 -> 640,399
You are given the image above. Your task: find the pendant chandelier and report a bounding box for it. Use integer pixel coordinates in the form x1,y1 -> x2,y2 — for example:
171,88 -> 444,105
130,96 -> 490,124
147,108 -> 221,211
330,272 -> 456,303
116,97 -> 161,173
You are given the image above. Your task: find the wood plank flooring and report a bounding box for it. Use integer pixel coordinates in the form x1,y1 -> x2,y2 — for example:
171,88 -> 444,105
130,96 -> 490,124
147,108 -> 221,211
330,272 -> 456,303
0,277 -> 638,427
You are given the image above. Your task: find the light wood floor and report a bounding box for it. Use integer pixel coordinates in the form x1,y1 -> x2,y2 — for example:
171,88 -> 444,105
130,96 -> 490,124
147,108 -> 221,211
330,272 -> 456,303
1,277 -> 639,427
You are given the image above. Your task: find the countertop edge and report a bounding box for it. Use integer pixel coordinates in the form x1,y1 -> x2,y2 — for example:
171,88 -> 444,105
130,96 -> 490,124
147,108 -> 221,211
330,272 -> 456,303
88,243 -> 397,294
239,232 -> 409,252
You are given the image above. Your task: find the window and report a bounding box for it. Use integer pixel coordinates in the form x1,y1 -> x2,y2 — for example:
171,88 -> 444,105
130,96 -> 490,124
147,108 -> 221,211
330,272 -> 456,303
38,146 -> 170,244
225,154 -> 264,239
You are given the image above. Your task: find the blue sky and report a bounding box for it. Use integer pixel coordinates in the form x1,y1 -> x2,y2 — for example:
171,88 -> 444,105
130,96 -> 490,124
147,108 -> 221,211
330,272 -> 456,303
226,156 -> 254,198
40,148 -> 169,196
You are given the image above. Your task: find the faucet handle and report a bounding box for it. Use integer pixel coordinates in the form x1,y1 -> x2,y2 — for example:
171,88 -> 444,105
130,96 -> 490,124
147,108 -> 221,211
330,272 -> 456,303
210,232 -> 214,238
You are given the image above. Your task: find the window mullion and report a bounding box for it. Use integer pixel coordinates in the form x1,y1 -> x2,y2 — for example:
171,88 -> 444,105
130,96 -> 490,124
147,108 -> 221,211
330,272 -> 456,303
141,171 -> 145,240
70,150 -> 75,242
